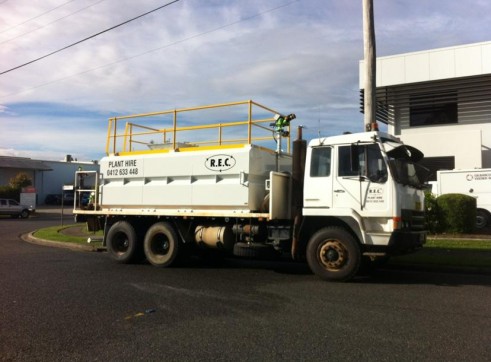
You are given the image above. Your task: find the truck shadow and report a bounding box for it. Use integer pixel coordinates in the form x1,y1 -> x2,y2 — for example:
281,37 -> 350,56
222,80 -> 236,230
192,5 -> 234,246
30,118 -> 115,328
173,256 -> 491,287
359,267 -> 491,287
177,255 -> 313,276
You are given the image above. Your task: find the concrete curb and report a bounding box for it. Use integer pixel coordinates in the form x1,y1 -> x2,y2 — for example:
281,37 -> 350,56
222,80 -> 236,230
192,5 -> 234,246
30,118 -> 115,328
22,231 -> 105,252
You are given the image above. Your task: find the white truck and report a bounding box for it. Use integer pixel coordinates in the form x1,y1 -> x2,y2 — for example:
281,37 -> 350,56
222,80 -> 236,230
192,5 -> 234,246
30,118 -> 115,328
433,169 -> 491,229
74,100 -> 427,281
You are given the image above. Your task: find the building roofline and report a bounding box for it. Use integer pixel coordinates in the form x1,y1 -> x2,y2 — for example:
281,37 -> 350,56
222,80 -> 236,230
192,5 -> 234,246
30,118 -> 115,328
360,40 -> 491,88
362,40 -> 491,62
0,156 -> 52,171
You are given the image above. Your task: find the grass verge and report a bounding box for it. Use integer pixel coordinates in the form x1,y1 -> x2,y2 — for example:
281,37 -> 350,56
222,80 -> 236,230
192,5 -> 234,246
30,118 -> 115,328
426,238 -> 491,250
33,224 -> 103,245
390,238 -> 491,269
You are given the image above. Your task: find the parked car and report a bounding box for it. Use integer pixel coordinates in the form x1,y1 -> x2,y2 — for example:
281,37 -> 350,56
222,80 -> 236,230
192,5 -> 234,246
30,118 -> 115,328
44,194 -> 62,205
0,198 -> 34,218
63,192 -> 74,205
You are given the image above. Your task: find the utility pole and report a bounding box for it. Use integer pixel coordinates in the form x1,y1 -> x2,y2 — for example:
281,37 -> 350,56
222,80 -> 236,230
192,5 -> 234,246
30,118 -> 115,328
363,0 -> 377,131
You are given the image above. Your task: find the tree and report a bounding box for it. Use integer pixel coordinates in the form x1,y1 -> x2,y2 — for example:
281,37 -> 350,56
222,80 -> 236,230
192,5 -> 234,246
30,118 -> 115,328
9,172 -> 32,190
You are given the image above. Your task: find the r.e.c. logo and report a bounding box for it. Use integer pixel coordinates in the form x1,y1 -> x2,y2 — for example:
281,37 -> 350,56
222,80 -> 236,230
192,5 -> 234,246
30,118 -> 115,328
205,155 -> 236,172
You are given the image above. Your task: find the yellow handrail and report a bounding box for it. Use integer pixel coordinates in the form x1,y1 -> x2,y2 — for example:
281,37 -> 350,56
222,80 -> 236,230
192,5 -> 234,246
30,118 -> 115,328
105,100 -> 292,155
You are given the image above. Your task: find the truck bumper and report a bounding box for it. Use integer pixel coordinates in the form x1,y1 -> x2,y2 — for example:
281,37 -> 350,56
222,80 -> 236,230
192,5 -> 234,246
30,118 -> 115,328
387,230 -> 426,255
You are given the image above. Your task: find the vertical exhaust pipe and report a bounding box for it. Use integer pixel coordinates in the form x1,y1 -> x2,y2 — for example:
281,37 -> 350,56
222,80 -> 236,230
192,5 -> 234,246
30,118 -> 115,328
291,126 -> 307,260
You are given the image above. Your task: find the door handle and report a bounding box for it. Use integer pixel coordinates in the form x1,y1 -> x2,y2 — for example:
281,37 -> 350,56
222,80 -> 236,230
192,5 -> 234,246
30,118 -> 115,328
334,189 -> 345,193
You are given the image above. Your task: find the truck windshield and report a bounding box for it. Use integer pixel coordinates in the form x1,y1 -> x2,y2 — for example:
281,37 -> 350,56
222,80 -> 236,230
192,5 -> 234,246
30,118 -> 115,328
338,144 -> 388,183
384,143 -> 429,189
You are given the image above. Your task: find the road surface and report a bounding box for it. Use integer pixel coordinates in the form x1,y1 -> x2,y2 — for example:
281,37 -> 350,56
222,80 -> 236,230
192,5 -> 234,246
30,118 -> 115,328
1,213 -> 490,361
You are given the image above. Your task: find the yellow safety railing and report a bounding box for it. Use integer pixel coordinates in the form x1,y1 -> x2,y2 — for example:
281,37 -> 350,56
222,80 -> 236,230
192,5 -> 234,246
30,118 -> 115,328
105,100 -> 291,155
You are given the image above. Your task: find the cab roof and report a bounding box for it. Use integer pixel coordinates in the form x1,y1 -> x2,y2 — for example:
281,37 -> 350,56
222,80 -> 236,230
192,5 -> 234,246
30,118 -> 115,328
308,131 -> 400,147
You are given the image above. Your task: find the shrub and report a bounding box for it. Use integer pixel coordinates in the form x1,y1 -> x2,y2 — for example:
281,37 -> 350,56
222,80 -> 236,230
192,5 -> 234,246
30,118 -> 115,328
424,191 -> 441,233
436,193 -> 476,233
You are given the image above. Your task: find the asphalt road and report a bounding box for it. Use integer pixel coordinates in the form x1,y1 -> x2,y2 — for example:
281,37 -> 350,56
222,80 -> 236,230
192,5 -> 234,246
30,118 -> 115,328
1,213 -> 491,361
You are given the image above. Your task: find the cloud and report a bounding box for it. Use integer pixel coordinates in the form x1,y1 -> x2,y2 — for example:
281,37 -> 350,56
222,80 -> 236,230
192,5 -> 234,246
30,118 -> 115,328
1,0 -> 491,160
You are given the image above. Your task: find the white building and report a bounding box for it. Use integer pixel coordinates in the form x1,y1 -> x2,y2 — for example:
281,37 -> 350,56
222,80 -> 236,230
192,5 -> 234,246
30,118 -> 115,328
360,41 -> 491,179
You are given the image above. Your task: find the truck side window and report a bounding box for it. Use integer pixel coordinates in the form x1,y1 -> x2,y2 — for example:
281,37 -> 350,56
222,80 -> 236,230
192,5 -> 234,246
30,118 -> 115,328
338,146 -> 360,177
310,147 -> 331,177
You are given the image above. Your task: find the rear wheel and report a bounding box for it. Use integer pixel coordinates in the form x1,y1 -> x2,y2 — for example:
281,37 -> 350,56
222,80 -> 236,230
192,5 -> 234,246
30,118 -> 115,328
306,227 -> 361,281
20,209 -> 29,219
106,221 -> 140,263
144,222 -> 180,267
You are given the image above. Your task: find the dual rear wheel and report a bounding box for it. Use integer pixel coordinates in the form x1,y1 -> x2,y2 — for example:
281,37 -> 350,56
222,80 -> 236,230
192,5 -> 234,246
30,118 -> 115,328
106,221 -> 179,267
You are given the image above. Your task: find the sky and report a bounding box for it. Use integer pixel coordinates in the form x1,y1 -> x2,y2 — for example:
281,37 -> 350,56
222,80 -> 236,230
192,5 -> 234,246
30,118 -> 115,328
1,0 -> 491,161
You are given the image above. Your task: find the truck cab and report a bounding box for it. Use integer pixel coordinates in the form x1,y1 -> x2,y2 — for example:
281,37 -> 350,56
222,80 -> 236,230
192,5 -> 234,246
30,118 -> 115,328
297,131 -> 427,279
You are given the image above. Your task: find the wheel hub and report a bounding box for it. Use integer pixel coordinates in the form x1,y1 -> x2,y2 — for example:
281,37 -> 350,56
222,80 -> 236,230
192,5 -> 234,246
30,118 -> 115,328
152,236 -> 170,255
319,240 -> 347,270
114,233 -> 129,254
161,240 -> 169,251
326,248 -> 339,262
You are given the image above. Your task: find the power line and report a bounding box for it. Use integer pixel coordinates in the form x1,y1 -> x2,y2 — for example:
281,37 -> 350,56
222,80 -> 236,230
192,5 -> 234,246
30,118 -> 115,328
0,0 -> 107,45
0,0 -> 78,34
0,0 -> 181,76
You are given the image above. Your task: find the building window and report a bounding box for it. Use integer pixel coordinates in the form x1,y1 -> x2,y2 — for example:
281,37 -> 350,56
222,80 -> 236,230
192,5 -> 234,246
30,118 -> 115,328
410,91 -> 458,127
419,156 -> 455,181
310,147 -> 331,177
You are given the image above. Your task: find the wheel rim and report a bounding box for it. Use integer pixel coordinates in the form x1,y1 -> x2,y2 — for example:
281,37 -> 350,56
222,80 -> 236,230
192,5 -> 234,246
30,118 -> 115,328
112,232 -> 130,255
318,239 -> 348,271
150,234 -> 170,257
476,211 -> 487,229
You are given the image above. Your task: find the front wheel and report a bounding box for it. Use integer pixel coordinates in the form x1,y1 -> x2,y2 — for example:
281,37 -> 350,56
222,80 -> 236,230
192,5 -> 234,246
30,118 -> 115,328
144,222 -> 180,267
20,209 -> 30,219
476,209 -> 490,229
306,227 -> 361,282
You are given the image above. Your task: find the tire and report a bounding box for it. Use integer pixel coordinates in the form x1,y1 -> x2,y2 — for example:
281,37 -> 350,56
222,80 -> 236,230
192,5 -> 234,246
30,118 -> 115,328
20,209 -> 29,219
106,221 -> 140,263
476,209 -> 489,229
144,222 -> 180,267
306,227 -> 361,282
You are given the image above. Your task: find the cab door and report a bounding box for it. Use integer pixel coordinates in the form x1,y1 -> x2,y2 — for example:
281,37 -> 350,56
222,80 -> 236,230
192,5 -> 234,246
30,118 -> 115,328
332,144 -> 390,214
303,146 -> 333,209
